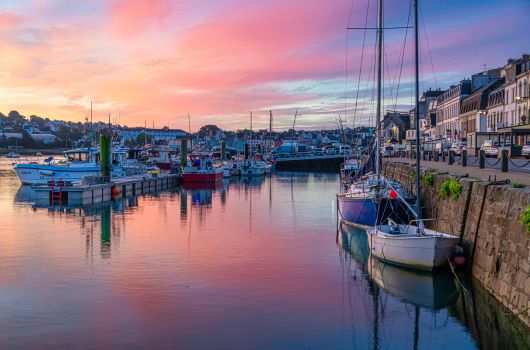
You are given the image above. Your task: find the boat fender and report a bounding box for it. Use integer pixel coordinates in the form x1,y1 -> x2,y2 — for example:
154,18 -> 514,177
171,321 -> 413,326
453,245 -> 466,266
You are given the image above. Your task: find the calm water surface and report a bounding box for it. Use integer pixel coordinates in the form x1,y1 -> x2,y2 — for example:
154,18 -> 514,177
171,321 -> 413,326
0,158 -> 527,349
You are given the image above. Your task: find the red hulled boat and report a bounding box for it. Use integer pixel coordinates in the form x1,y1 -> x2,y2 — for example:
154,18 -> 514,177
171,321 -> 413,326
182,152 -> 223,183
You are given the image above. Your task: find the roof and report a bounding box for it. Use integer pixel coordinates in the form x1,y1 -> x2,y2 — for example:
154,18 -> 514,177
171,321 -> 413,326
461,79 -> 504,113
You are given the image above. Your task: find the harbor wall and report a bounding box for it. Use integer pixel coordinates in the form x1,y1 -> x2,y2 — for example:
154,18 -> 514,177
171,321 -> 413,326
382,161 -> 530,327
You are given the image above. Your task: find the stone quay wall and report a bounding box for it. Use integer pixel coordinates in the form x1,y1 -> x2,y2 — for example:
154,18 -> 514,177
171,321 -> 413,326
382,161 -> 530,327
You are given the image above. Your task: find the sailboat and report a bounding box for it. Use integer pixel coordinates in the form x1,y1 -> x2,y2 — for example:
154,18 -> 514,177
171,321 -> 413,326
367,0 -> 459,270
337,0 -> 413,229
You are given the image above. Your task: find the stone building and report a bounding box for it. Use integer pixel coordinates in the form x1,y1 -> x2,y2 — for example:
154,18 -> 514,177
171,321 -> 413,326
382,111 -> 409,143
435,81 -> 472,141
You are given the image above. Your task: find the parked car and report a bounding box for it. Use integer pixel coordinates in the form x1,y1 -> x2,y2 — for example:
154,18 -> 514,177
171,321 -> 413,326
381,146 -> 395,158
451,142 -> 466,155
480,140 -> 499,158
522,141 -> 530,159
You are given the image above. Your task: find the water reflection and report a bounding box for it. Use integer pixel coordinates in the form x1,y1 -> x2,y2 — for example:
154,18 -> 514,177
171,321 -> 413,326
1,160 -> 528,349
367,257 -> 459,310
337,223 -> 529,350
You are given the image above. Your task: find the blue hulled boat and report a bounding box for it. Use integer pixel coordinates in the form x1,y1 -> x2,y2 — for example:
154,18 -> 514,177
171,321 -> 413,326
337,174 -> 413,228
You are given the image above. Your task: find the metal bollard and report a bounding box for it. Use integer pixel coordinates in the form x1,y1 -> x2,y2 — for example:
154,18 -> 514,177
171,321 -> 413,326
434,150 -> 439,162
462,150 -> 467,167
442,150 -> 446,162
448,150 -> 454,165
501,150 -> 509,172
428,151 -> 432,162
423,151 -> 427,161
479,150 -> 485,169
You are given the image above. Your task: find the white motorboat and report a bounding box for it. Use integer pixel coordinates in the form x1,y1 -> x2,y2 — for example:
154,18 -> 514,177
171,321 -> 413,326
239,160 -> 265,177
13,148 -> 142,185
367,221 -> 459,270
13,149 -> 99,184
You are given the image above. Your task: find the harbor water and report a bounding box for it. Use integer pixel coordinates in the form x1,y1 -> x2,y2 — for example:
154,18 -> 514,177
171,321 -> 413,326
0,158 -> 527,349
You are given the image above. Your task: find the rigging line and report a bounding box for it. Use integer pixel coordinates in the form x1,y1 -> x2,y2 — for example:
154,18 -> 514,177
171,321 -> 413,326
389,0 -> 410,105
420,5 -> 438,89
392,0 -> 413,112
344,0 -> 356,125
360,29 -> 378,127
367,32 -> 378,127
352,0 -> 372,130
347,26 -> 412,30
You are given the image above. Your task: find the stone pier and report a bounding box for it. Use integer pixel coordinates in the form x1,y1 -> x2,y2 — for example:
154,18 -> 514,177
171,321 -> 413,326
383,160 -> 530,327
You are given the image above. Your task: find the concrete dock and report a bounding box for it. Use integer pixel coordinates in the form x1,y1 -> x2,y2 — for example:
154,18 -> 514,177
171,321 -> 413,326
32,174 -> 181,206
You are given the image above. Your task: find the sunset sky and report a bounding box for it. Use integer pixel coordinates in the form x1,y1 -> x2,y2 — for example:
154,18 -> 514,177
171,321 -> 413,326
0,0 -> 528,130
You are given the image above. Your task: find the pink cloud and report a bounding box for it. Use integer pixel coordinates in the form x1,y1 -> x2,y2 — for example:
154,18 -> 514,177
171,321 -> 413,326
107,0 -> 174,36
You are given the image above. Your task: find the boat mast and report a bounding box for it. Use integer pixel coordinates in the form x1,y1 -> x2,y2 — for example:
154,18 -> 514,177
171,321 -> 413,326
414,0 -> 421,221
250,111 -> 253,159
375,0 -> 383,181
269,110 -> 273,151
89,101 -> 93,162
291,110 -> 298,153
188,113 -> 191,148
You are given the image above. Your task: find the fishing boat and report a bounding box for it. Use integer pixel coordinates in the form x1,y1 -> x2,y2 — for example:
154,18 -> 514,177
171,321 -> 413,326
367,0 -> 459,270
147,148 -> 176,171
5,152 -> 20,159
182,152 -> 223,183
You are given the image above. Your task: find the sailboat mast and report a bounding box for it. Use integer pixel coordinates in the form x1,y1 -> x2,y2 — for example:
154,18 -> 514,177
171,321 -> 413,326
250,111 -> 253,158
375,0 -> 383,179
414,0 -> 421,220
269,110 -> 273,151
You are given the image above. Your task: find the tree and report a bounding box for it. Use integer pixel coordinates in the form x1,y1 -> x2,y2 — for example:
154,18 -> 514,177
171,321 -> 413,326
199,124 -> 221,137
7,110 -> 25,124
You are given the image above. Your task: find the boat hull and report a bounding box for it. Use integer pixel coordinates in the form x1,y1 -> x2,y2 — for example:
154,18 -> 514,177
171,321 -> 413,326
367,230 -> 459,270
338,196 -> 411,228
155,161 -> 174,171
182,169 -> 223,183
13,164 -> 99,185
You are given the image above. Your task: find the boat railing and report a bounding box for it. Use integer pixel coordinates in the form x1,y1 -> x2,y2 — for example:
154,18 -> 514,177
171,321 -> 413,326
406,218 -> 456,236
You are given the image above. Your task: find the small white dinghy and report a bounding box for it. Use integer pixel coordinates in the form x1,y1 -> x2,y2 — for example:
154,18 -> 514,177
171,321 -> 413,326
367,220 -> 459,270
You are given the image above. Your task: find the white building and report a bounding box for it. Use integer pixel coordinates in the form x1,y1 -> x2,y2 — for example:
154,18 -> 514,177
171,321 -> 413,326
435,81 -> 472,141
503,59 -> 519,126
487,86 -> 505,131
515,55 -> 529,124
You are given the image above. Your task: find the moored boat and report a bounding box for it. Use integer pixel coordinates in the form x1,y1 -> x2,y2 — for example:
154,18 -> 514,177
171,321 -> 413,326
182,153 -> 223,183
366,0 -> 460,271
367,222 -> 459,270
337,174 -> 414,228
13,148 -> 145,185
